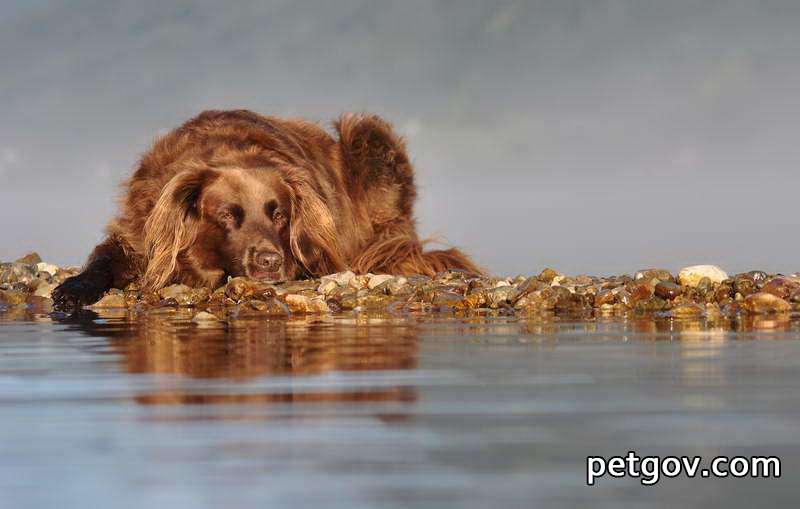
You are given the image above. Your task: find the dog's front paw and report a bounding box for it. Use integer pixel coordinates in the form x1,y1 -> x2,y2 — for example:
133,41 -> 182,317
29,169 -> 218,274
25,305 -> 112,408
52,273 -> 109,312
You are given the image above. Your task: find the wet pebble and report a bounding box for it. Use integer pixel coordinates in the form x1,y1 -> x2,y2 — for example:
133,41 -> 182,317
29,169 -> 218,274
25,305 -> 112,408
741,292 -> 791,314
655,281 -> 683,300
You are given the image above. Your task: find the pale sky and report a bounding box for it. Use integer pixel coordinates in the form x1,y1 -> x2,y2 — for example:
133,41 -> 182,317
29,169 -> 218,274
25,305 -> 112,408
2,0 -> 799,276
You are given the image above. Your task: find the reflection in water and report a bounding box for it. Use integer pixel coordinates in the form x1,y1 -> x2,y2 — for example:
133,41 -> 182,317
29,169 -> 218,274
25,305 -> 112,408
51,308 -> 420,406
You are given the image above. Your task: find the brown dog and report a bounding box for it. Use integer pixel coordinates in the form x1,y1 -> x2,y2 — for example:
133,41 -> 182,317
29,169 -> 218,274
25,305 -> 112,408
53,110 -> 479,309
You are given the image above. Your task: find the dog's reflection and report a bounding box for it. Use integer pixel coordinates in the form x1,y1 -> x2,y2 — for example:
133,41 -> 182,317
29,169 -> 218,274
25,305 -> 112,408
62,308 -> 418,407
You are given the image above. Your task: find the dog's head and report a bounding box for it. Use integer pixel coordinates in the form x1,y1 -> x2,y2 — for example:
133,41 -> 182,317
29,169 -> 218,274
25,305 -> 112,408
142,163 -> 345,290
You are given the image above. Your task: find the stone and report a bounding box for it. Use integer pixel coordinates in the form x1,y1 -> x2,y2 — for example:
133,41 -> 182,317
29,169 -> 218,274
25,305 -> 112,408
317,279 -> 338,295
486,286 -> 518,308
537,268 -> 561,284
594,289 -> 616,306
320,271 -> 355,287
90,293 -> 127,309
635,269 -> 674,282
761,277 -> 800,300
367,274 -> 394,290
655,281 -> 683,300
158,284 -> 192,300
733,274 -> 758,297
432,291 -> 465,307
36,262 -> 59,276
15,252 -> 42,264
284,294 -> 329,314
677,265 -> 729,287
33,282 -> 58,298
741,292 -> 791,314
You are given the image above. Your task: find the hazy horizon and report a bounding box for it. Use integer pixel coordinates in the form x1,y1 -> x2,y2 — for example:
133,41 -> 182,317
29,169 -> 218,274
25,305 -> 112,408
2,0 -> 799,276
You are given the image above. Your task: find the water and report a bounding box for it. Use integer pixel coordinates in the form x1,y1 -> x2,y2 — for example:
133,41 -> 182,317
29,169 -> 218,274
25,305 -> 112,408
1,305 -> 799,508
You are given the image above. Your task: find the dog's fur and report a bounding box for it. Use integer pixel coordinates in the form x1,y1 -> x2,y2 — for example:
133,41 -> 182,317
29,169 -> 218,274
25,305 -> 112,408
53,110 -> 479,309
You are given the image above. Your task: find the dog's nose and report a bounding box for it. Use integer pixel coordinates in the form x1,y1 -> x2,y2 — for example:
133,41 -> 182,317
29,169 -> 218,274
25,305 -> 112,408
254,250 -> 282,272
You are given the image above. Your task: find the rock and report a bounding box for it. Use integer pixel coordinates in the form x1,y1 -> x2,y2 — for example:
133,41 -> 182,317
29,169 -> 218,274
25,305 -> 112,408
89,293 -> 128,309
747,271 -> 769,285
537,268 -> 561,284
432,291 -> 465,307
33,282 -> 58,298
320,271 -> 355,287
625,281 -> 653,306
224,277 -> 274,302
633,296 -> 668,312
15,252 -> 42,264
635,269 -> 674,282
385,276 -> 409,295
284,294 -> 329,314
158,284 -> 192,300
741,292 -> 791,314
36,262 -> 59,276
733,274 -> 758,297
594,289 -> 616,306
486,286 -> 518,308
0,262 -> 38,285
349,274 -> 372,289
367,274 -> 394,290
317,279 -> 338,295
761,277 -> 800,300
678,265 -> 729,287
654,281 -> 683,300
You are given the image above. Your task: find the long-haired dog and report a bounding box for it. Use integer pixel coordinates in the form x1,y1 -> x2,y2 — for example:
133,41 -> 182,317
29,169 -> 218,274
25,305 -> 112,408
53,110 -> 480,309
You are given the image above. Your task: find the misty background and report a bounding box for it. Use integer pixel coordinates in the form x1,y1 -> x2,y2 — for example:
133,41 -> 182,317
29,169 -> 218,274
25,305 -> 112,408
1,0 -> 799,276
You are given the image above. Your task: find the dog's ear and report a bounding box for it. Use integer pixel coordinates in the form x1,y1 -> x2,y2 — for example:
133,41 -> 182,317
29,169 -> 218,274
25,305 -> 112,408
142,169 -> 217,290
281,169 -> 346,277
335,114 -> 416,218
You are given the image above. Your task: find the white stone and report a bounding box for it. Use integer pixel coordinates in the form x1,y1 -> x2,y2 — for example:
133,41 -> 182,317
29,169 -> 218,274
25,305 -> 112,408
677,265 -> 729,287
36,262 -> 59,276
320,270 -> 355,287
317,279 -> 338,295
367,274 -> 394,289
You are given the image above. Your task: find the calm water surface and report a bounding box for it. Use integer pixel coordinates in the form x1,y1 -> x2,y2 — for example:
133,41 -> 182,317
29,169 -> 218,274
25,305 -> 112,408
1,305 -> 799,508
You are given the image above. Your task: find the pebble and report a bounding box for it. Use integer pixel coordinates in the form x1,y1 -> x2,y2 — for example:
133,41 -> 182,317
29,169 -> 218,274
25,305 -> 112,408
15,252 -> 42,264
33,282 -> 58,298
678,265 -> 729,287
367,274 -> 394,290
36,262 -> 59,276
741,293 -> 791,314
284,294 -> 329,314
655,281 -> 683,300
90,293 -> 128,309
3,254 -> 798,319
635,269 -> 674,282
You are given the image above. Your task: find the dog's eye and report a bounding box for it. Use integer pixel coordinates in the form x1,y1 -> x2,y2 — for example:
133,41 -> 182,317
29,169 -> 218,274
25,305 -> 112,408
217,205 -> 243,229
265,200 -> 287,226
